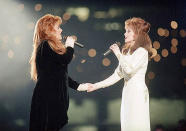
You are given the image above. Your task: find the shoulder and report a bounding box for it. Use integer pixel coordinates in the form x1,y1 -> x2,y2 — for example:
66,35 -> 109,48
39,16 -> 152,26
134,47 -> 148,55
37,40 -> 53,55
38,40 -> 49,49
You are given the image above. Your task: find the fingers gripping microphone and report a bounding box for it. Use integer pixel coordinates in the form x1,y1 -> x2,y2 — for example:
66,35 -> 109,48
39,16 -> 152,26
103,42 -> 121,56
63,36 -> 84,48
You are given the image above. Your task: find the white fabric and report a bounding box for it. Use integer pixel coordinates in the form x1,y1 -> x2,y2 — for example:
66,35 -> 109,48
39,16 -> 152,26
96,47 -> 150,131
65,37 -> 75,48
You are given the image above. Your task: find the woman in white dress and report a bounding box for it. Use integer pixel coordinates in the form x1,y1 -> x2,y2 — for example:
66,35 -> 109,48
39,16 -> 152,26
87,17 -> 157,131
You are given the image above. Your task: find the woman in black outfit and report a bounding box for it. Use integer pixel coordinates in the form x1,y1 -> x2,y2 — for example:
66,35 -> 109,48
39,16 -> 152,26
29,14 -> 88,131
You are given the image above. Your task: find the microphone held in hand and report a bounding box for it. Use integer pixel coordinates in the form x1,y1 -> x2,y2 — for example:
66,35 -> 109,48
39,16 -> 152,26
63,36 -> 84,48
103,42 -> 121,56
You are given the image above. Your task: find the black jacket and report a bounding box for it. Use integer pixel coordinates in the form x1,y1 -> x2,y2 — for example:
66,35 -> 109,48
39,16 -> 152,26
29,40 -> 79,130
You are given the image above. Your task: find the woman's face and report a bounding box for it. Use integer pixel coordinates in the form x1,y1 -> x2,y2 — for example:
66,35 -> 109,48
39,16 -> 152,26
53,24 -> 62,40
124,26 -> 135,43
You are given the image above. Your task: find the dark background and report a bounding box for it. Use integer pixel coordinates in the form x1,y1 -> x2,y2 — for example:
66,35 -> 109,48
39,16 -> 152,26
0,0 -> 185,131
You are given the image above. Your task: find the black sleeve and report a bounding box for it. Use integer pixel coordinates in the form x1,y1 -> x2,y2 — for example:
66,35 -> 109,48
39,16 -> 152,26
68,76 -> 80,90
41,41 -> 74,65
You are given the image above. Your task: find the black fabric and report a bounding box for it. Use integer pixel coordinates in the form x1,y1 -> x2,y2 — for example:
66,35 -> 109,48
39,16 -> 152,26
29,41 -> 80,131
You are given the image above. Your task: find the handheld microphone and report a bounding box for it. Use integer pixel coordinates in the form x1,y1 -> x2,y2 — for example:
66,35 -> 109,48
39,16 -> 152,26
103,42 -> 121,56
63,36 -> 84,48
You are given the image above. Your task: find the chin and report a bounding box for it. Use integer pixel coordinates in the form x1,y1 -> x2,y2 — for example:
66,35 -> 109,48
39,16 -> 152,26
58,36 -> 62,40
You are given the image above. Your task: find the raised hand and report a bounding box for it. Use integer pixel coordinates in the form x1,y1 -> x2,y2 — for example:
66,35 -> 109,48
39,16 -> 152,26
65,36 -> 75,48
110,43 -> 121,60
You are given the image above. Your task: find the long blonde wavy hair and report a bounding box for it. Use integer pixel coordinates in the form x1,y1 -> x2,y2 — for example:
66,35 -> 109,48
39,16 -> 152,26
29,14 -> 66,81
122,17 -> 157,58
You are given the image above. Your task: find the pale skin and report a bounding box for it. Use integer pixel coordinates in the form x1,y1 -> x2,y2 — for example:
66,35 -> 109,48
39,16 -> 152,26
86,26 -> 136,92
53,23 -> 75,47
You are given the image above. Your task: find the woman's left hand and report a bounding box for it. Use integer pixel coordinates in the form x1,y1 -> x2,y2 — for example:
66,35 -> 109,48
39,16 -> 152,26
110,44 -> 121,60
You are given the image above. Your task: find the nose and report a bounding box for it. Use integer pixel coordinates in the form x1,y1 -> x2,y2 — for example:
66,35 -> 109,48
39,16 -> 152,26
124,33 -> 126,37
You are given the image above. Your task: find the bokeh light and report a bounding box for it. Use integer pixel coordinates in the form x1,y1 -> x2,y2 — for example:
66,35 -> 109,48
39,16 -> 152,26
88,49 -> 96,57
148,71 -> 155,80
179,29 -> 186,38
63,13 -> 71,21
8,49 -> 14,59
153,41 -> 160,49
102,58 -> 111,66
171,38 -> 178,47
161,49 -> 169,57
157,28 -> 165,36
164,29 -> 169,37
170,46 -> 177,54
153,54 -> 161,62
171,21 -> 178,29
35,4 -> 42,11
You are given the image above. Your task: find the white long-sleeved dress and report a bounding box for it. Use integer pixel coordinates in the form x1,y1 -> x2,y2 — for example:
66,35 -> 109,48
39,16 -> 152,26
95,47 -> 150,131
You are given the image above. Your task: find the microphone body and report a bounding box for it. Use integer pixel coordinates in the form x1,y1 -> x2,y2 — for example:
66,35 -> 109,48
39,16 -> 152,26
62,36 -> 84,48
103,42 -> 121,56
74,41 -> 84,48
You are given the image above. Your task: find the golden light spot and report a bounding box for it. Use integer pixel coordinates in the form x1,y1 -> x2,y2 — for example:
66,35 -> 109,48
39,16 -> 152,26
153,54 -> 161,62
8,50 -> 14,58
181,58 -> 186,66
14,37 -> 21,44
147,72 -> 155,80
153,41 -> 160,49
88,49 -> 96,57
94,11 -> 107,19
75,7 -> 90,22
164,29 -> 169,37
161,49 -> 169,57
18,4 -> 24,11
179,29 -> 186,38
35,4 -> 42,11
171,21 -> 178,29
63,13 -> 71,21
27,22 -> 35,30
157,28 -> 165,36
171,46 -> 177,54
171,38 -> 178,47
102,58 -> 111,66
81,59 -> 86,63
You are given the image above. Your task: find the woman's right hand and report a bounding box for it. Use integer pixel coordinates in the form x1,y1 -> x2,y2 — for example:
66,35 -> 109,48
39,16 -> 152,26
65,36 -> 75,48
110,43 -> 121,60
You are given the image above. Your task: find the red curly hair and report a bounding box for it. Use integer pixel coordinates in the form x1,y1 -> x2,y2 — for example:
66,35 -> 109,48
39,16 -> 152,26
30,14 -> 66,81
